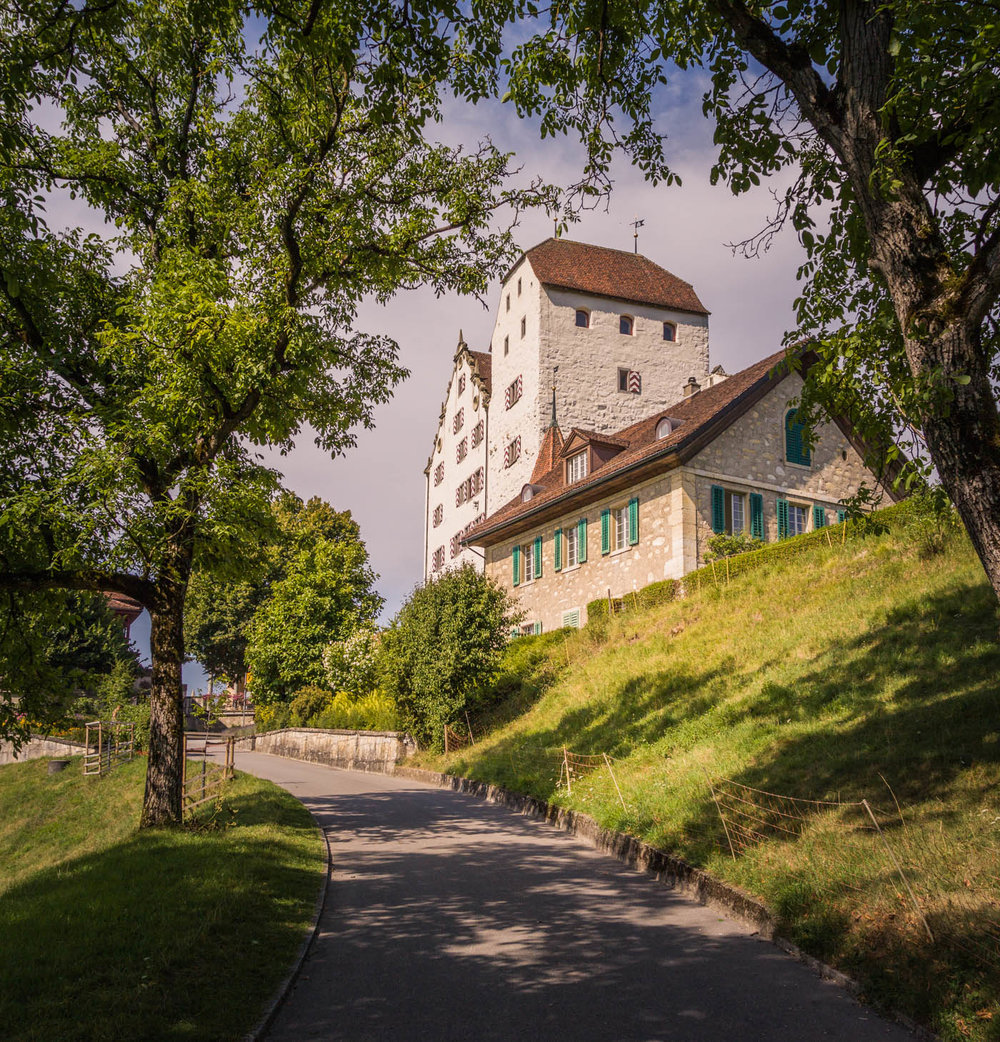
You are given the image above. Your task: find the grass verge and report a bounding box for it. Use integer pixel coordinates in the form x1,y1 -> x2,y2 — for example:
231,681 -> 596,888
0,756 -> 323,1041
418,502 -> 1000,1041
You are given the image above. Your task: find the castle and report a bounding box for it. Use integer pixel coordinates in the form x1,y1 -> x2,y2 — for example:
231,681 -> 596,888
423,238 -> 892,630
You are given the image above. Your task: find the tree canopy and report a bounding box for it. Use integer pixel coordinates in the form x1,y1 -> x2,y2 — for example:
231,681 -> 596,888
0,0 -> 554,824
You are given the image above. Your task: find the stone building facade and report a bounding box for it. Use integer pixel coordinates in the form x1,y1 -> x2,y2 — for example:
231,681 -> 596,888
464,352 -> 894,633
423,237 -> 713,581
423,340 -> 492,578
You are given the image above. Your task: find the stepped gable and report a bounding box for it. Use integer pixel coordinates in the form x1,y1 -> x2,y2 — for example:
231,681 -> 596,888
468,350 -> 492,396
524,237 -> 709,316
465,350 -> 789,542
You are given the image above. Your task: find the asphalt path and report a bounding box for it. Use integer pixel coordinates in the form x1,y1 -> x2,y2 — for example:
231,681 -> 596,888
236,751 -> 914,1042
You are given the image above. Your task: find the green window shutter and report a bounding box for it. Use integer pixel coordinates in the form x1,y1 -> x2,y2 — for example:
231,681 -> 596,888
578,518 -> 588,563
749,492 -> 764,541
534,621 -> 542,635
813,504 -> 826,529
534,535 -> 543,577
512,544 -> 520,587
554,528 -> 562,572
710,484 -> 725,534
628,497 -> 639,545
601,508 -> 611,555
837,509 -> 847,523
776,498 -> 789,539
785,410 -> 811,466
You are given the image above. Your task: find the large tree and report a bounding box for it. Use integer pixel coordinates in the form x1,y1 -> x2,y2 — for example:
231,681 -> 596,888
499,1 -> 1000,601
0,0 -> 553,825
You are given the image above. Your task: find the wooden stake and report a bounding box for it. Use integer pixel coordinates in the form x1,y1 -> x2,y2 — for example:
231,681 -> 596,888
703,767 -> 737,861
604,753 -> 627,814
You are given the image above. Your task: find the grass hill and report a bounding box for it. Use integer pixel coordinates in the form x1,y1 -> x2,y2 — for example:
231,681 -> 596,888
419,499 -> 1000,1041
0,757 -> 323,1041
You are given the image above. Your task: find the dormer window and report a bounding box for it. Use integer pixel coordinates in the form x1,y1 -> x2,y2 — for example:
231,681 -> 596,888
521,484 -> 535,503
566,450 -> 588,484
663,322 -> 676,342
575,309 -> 590,328
656,417 -> 673,439
620,315 -> 634,335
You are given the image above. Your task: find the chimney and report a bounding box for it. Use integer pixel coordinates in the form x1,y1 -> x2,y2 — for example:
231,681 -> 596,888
684,376 -> 701,398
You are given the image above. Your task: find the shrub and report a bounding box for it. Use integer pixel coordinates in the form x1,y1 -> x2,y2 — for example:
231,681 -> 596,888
378,564 -> 520,749
312,691 -> 400,731
288,685 -> 334,727
703,532 -> 763,561
587,578 -> 679,622
255,702 -> 291,732
323,625 -> 380,696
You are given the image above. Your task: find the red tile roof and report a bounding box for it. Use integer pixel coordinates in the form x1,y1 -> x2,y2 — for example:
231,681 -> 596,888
465,350 -> 791,544
468,350 -> 492,397
531,423 -> 565,483
523,238 -> 709,316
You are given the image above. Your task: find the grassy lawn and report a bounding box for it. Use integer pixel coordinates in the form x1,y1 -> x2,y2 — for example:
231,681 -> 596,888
0,756 -> 323,1041
419,505 -> 1000,1041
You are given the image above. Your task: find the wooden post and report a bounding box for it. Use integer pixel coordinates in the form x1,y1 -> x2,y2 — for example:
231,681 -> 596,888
444,725 -> 449,753
465,710 -> 476,746
563,747 -> 571,794
603,753 -> 627,814
703,768 -> 737,861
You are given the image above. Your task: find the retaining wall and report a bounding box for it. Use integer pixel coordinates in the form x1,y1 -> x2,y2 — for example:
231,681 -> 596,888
234,728 -> 416,773
0,736 -> 84,767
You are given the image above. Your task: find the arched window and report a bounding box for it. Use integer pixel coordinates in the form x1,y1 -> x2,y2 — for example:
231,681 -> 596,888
656,417 -> 672,439
521,484 -> 535,503
662,322 -> 676,342
575,309 -> 590,328
785,409 -> 811,466
619,315 -> 634,335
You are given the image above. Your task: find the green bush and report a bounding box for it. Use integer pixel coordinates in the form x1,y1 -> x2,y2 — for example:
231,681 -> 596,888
288,685 -> 334,727
379,564 -> 520,749
311,691 -> 400,731
255,702 -> 291,731
703,532 -> 763,561
587,578 -> 679,623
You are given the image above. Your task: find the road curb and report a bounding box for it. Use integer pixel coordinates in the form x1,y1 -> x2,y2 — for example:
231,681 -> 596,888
243,822 -> 332,1042
391,763 -> 938,1042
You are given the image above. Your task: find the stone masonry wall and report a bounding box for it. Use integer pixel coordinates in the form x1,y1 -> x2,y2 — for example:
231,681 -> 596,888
425,350 -> 489,580
539,285 -> 709,440
0,735 -> 84,766
485,469 -> 688,632
234,728 -> 417,772
688,371 -> 886,563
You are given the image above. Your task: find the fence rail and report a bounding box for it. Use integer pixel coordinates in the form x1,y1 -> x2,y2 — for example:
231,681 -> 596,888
83,721 -> 135,776
182,732 -> 235,815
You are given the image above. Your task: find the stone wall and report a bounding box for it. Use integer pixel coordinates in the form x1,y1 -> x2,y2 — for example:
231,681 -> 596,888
234,728 -> 416,772
0,735 -> 84,767
485,468 -> 688,632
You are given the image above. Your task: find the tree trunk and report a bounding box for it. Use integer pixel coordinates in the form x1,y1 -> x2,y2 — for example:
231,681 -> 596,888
140,597 -> 186,827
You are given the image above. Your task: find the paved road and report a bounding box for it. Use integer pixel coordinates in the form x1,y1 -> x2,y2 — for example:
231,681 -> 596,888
236,752 -> 914,1042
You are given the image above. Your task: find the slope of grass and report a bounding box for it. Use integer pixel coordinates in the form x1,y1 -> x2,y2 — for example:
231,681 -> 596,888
0,756 -> 323,1041
419,505 -> 1000,1041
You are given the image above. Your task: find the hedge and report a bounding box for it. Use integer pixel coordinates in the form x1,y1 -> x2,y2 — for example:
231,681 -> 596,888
587,578 -> 679,622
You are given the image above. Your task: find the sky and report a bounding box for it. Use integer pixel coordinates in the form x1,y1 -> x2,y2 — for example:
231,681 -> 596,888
98,75 -> 807,687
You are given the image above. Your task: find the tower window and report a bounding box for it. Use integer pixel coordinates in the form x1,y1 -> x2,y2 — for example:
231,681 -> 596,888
503,335 -> 509,356
520,316 -> 526,338
663,322 -> 676,341
575,309 -> 590,328
517,277 -> 522,296
620,315 -> 634,335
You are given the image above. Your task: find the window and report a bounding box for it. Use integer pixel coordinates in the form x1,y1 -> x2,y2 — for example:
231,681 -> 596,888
517,277 -> 522,296
453,408 -> 464,434
505,375 -> 523,409
566,450 -> 588,483
521,485 -> 534,503
503,335 -> 509,356
656,417 -> 672,439
506,293 -> 510,312
620,315 -> 634,335
520,316 -> 526,338
565,524 -> 578,567
434,462 -> 444,486
432,504 -> 443,527
472,467 -> 484,494
789,503 -> 808,536
562,608 -> 581,629
458,374 -> 466,396
471,419 -> 484,447
618,368 -> 641,394
602,500 -> 638,554
432,547 -> 445,571
710,485 -> 749,535
504,436 -> 521,468
813,504 -> 827,529
456,437 -> 468,463
455,476 -> 473,506
785,409 -> 811,466
523,539 -> 535,581
519,621 -> 542,636
575,309 -> 590,328
662,322 -> 676,342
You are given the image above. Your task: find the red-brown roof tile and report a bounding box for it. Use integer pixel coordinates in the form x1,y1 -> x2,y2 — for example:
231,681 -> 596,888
523,238 -> 709,315
468,350 -> 492,397
531,423 -> 565,483
465,350 -> 790,544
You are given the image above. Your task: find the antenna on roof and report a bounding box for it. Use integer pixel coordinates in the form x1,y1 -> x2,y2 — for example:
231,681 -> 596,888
630,216 -> 645,254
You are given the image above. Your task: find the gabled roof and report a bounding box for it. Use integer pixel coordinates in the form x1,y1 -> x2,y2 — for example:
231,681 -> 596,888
465,350 -> 792,544
521,238 -> 709,316
560,428 -> 631,456
531,422 -> 565,483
